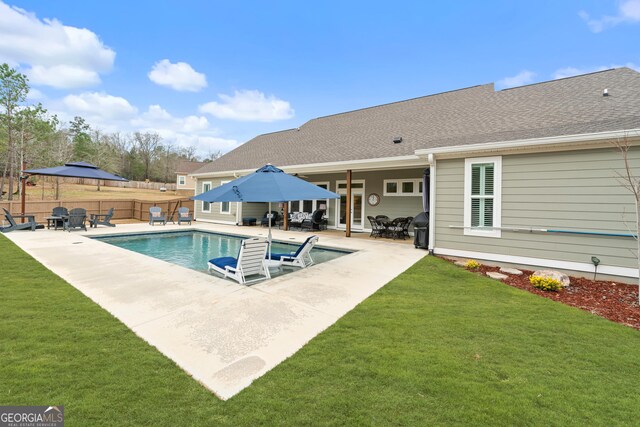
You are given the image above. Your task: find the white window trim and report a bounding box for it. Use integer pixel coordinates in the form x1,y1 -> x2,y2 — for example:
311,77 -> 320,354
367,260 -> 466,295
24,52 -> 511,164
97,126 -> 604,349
219,180 -> 231,214
336,179 -> 365,189
287,182 -> 331,213
201,181 -> 212,213
178,175 -> 186,186
383,178 -> 422,196
463,156 -> 502,238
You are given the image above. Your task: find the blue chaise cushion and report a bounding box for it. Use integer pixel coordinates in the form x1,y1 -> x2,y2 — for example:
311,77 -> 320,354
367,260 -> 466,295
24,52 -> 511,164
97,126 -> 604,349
268,236 -> 315,260
210,257 -> 237,270
269,253 -> 293,261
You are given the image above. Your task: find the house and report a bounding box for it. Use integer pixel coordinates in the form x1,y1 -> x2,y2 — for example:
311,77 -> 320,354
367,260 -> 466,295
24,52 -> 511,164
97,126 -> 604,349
176,160 -> 206,190
191,68 -> 640,279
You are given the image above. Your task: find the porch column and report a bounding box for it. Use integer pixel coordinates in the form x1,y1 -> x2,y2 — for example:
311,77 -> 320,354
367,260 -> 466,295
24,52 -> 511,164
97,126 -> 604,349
345,169 -> 352,237
283,202 -> 289,231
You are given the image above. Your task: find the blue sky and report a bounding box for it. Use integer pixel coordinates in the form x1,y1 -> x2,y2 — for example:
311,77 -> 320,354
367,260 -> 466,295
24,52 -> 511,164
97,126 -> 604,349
1,0 -> 639,155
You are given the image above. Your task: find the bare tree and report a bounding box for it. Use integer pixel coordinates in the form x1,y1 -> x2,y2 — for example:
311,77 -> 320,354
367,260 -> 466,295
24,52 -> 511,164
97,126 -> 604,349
133,131 -> 161,180
0,64 -> 29,200
613,134 -> 640,304
204,148 -> 223,162
180,145 -> 199,162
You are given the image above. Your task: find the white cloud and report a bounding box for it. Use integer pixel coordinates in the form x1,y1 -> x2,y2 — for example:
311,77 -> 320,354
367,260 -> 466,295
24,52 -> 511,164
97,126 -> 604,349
63,92 -> 137,121
553,62 -> 640,79
199,89 -> 294,122
0,1 -> 114,88
497,70 -> 536,89
53,94 -> 238,154
579,0 -> 640,32
132,105 -> 210,133
131,105 -> 237,153
148,59 -> 207,92
28,64 -> 101,89
26,88 -> 44,101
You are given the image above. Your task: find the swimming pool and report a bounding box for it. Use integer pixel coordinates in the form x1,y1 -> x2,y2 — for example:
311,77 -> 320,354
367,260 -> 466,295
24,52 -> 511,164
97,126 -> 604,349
93,230 -> 350,278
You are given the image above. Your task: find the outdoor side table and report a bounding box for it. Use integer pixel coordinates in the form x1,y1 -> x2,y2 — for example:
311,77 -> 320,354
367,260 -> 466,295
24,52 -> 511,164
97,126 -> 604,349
45,216 -> 64,230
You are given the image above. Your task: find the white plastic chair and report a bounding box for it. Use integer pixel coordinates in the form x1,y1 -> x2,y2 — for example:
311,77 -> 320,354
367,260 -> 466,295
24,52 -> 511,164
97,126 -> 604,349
269,235 -> 319,268
208,238 -> 271,284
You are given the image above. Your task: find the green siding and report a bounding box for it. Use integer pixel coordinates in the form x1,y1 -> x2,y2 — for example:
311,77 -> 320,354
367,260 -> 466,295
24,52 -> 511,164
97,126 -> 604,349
242,202 -> 269,220
195,177 -> 238,223
435,147 -> 639,270
195,169 -> 426,230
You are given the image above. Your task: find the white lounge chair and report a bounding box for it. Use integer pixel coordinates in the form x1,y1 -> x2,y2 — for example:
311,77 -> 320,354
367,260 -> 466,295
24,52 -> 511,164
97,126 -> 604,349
208,238 -> 271,285
269,235 -> 319,268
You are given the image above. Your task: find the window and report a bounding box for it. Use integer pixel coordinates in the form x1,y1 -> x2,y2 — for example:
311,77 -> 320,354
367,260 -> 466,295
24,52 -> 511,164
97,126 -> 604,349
337,182 -> 364,190
288,182 -> 330,213
464,157 -> 501,238
178,175 -> 186,186
402,181 -> 414,193
383,179 -> 422,196
201,182 -> 212,212
386,181 -> 398,194
220,180 -> 230,214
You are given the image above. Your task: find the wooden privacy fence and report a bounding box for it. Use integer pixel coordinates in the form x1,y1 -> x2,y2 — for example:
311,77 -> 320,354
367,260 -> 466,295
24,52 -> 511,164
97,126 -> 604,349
0,198 -> 194,224
38,176 -> 177,191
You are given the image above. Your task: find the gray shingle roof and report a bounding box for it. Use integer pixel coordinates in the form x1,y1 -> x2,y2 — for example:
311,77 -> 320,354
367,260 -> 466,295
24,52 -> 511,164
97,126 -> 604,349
195,67 -> 640,175
176,160 -> 207,174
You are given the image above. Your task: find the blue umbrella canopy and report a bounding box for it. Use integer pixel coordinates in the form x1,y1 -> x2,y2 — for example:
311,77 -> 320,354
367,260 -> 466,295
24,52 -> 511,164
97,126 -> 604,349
192,164 -> 339,202
193,164 -> 340,262
24,161 -> 128,181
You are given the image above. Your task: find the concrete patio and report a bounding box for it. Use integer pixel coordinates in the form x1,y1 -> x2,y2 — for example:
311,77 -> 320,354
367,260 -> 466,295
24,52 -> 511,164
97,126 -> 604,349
5,222 -> 426,399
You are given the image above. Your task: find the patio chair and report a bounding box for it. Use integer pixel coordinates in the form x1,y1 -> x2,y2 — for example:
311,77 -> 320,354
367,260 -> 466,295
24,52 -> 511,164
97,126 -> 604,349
386,217 -> 408,240
208,237 -> 271,285
403,216 -> 414,238
269,235 -> 319,268
367,215 -> 386,238
90,208 -> 116,228
177,207 -> 192,225
49,206 -> 69,229
64,208 -> 87,232
149,207 -> 166,226
375,215 -> 390,224
301,209 -> 327,231
288,212 -> 306,230
1,208 -> 39,233
261,210 -> 279,227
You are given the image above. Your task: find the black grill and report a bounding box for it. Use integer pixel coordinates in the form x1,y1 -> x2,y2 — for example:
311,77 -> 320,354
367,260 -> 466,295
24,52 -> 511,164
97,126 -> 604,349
412,212 -> 429,249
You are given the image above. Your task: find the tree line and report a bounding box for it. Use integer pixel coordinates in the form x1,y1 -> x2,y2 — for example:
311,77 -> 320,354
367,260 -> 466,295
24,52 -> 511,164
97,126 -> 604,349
0,63 -> 219,201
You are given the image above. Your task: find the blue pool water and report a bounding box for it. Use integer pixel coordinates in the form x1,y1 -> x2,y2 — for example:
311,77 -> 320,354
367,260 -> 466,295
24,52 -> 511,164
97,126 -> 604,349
93,230 -> 350,277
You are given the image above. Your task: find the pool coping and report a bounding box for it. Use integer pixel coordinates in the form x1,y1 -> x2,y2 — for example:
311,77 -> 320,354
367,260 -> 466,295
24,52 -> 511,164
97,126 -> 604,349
5,222 -> 427,400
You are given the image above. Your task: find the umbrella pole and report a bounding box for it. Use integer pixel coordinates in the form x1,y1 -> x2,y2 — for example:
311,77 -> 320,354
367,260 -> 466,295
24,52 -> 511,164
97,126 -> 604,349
268,201 -> 272,260
20,160 -> 27,221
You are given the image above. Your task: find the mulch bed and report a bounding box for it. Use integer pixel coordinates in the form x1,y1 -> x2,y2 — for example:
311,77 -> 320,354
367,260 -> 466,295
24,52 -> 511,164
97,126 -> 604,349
444,258 -> 640,330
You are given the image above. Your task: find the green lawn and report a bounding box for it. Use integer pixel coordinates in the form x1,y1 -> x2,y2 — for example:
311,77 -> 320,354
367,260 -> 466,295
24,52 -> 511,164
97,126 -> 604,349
1,234 -> 639,426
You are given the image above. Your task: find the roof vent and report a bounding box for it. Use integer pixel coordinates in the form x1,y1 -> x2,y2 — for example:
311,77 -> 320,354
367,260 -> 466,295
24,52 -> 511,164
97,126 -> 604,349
393,136 -> 403,144
603,88 -> 609,96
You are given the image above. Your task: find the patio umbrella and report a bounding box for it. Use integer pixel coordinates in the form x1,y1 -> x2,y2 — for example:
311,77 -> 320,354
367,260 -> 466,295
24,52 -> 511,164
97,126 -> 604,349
192,164 -> 340,258
24,161 -> 128,181
20,161 -> 128,216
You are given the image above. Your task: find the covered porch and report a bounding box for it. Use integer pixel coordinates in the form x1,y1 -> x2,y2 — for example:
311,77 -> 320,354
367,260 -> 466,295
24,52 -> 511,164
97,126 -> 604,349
236,166 -> 429,239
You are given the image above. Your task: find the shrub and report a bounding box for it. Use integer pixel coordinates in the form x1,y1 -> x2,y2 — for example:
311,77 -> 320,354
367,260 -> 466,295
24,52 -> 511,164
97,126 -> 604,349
529,275 -> 563,292
465,259 -> 481,270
